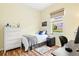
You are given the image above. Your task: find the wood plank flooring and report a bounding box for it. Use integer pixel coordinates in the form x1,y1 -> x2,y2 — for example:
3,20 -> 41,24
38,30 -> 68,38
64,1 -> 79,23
0,46 -> 59,56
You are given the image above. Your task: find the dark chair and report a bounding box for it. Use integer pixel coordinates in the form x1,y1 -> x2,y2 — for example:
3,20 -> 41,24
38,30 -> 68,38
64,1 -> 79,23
59,36 -> 73,53
59,36 -> 68,47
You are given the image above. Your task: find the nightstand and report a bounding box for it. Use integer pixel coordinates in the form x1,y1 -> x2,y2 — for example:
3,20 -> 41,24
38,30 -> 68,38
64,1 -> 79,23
46,37 -> 55,47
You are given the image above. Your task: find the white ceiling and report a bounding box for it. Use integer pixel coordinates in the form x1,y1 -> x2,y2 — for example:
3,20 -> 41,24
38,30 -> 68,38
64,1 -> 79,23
26,3 -> 52,11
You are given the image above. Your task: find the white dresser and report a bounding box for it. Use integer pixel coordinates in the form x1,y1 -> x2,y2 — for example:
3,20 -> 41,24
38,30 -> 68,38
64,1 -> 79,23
4,26 -> 22,52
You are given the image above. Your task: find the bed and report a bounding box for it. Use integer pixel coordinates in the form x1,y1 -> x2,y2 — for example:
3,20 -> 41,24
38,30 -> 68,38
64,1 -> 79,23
21,32 -> 48,51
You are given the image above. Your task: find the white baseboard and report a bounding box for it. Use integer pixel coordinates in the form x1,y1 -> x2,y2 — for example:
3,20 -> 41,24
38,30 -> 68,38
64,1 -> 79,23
0,48 -> 3,51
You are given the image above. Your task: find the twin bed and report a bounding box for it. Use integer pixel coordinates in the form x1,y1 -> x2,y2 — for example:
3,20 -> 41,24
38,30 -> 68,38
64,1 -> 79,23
21,33 -> 48,51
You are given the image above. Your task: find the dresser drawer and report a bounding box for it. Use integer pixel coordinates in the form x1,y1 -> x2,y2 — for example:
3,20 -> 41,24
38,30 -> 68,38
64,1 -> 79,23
5,39 -> 21,45
4,43 -> 21,50
5,28 -> 20,32
5,36 -> 22,41
5,32 -> 21,37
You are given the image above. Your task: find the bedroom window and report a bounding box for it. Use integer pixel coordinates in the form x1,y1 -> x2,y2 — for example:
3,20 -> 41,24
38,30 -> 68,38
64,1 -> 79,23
50,8 -> 64,35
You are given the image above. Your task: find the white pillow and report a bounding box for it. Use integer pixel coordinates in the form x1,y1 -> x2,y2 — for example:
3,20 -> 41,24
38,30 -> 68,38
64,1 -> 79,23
42,31 -> 46,35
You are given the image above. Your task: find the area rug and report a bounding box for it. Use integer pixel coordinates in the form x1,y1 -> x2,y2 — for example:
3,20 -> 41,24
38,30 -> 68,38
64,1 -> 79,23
35,45 -> 51,55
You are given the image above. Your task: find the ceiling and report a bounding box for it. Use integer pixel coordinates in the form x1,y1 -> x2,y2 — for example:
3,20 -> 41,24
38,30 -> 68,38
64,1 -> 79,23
25,3 -> 52,11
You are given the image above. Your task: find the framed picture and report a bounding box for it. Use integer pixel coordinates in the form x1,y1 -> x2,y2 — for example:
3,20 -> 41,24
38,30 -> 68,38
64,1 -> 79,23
52,20 -> 63,33
42,21 -> 47,27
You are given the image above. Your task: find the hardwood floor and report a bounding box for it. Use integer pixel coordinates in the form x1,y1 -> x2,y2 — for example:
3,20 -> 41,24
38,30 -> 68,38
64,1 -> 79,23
0,46 -> 59,56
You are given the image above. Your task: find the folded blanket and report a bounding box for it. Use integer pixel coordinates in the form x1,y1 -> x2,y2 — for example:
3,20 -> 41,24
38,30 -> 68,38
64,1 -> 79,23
23,35 -> 38,50
21,37 -> 29,51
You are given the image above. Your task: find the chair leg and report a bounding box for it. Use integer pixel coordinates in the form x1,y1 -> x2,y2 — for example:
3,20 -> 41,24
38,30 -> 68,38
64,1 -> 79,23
51,53 -> 56,56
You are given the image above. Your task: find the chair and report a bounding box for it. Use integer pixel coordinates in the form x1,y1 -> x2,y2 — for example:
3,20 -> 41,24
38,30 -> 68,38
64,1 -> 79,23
59,36 -> 68,47
59,36 -> 73,53
51,36 -> 72,56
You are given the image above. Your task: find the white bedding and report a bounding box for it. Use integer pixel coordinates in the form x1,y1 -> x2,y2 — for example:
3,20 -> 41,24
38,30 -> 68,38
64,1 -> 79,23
35,34 -> 48,43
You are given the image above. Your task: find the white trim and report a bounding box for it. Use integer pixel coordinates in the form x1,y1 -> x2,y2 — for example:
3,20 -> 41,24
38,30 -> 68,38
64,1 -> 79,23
0,48 -> 3,51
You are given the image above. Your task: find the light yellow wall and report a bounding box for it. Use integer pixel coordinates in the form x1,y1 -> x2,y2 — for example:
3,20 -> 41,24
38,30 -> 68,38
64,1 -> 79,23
41,3 -> 79,42
0,4 -> 41,48
1,3 -> 79,48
